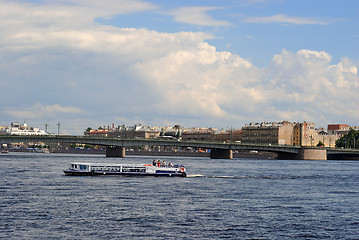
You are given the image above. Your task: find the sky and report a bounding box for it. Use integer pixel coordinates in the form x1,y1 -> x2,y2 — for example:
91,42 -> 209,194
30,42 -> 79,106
0,0 -> 358,135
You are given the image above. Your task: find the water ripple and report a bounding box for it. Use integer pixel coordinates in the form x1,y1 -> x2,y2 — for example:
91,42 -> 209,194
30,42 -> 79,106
0,153 -> 358,239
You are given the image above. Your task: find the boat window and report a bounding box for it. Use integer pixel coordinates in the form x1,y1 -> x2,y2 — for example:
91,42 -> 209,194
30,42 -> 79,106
91,166 -> 120,172
71,164 -> 79,169
79,165 -> 87,170
122,167 -> 146,172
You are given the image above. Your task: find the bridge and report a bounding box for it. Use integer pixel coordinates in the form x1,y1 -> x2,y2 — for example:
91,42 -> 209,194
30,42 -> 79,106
1,135 -> 359,160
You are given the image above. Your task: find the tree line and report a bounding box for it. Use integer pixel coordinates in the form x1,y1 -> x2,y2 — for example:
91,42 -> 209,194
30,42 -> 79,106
335,128 -> 359,149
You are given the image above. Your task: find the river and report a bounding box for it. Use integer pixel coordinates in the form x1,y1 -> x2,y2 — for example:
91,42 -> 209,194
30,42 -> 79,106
0,152 -> 358,239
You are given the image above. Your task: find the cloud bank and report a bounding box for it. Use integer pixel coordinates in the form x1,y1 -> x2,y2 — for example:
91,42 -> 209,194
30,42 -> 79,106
0,0 -> 358,134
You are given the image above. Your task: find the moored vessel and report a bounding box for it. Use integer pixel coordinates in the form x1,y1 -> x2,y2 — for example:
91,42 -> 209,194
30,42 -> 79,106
64,161 -> 186,177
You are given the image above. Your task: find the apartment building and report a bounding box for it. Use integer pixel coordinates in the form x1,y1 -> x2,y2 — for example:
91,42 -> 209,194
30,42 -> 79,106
242,121 -> 342,147
181,128 -> 216,141
283,121 -> 341,147
327,124 -> 349,135
241,121 -> 294,145
212,129 -> 242,142
97,124 -> 161,139
293,122 -> 316,146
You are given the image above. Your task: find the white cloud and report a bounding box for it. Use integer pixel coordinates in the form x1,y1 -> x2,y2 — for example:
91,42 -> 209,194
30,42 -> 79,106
166,6 -> 231,26
59,0 -> 157,15
0,0 -> 157,31
5,104 -> 86,119
265,50 -> 359,123
0,0 -> 358,134
244,14 -> 331,25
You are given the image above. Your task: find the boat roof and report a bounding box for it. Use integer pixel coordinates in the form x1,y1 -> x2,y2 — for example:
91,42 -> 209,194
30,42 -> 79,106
69,162 -> 151,167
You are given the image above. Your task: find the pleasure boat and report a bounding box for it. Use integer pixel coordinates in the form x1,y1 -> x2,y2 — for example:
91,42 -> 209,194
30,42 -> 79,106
64,162 -> 186,177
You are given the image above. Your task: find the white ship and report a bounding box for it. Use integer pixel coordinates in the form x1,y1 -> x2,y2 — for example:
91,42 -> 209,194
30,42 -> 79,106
64,162 -> 187,177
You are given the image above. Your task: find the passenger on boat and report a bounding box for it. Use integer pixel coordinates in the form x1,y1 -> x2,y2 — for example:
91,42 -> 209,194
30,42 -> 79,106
162,160 -> 166,167
157,160 -> 161,167
168,162 -> 173,167
153,159 -> 157,166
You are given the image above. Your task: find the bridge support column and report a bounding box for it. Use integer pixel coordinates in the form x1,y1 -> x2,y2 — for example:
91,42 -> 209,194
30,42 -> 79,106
298,148 -> 327,160
106,146 -> 125,157
277,148 -> 327,160
210,149 -> 233,159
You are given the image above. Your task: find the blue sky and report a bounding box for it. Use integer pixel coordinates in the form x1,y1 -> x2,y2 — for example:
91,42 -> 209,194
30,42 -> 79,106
95,0 -> 358,65
0,0 -> 358,134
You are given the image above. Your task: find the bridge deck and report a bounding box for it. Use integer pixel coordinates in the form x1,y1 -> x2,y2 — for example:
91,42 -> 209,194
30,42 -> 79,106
1,135 -> 358,160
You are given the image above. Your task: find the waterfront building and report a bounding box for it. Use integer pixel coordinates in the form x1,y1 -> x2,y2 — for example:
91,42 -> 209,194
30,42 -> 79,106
327,124 -> 350,135
181,128 -> 216,141
293,122 -> 316,146
212,129 -> 242,143
82,121 -> 354,149
86,124 -> 183,139
0,122 -> 47,135
241,121 -> 342,147
86,129 -> 109,137
293,122 -> 340,147
0,122 -> 48,149
85,124 -> 163,140
241,121 -> 294,145
317,130 -> 339,148
106,124 -> 161,139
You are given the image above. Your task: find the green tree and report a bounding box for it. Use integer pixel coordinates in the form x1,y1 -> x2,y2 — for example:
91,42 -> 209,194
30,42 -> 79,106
335,128 -> 359,149
84,127 -> 92,135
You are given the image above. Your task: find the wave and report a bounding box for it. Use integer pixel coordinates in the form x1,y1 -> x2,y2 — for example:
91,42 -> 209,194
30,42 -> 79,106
186,174 -> 206,178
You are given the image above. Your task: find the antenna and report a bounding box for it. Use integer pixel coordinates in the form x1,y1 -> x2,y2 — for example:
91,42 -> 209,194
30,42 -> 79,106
45,122 -> 49,133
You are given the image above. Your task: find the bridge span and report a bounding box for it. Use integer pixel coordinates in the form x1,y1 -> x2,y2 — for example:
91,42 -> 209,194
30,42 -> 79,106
1,135 -> 358,160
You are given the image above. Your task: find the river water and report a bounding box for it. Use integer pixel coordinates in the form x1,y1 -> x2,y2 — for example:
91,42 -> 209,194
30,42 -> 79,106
0,152 -> 358,239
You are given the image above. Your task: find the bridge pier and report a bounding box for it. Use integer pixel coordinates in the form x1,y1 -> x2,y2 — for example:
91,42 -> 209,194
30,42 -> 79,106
106,146 -> 125,157
298,148 -> 327,160
210,149 -> 233,159
277,148 -> 327,160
